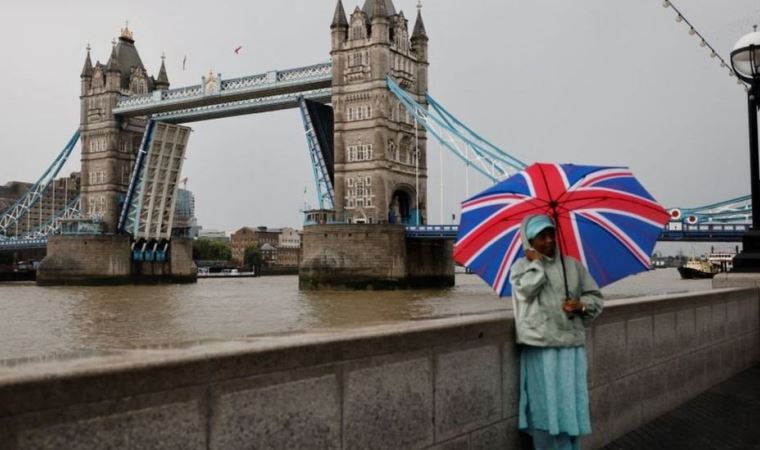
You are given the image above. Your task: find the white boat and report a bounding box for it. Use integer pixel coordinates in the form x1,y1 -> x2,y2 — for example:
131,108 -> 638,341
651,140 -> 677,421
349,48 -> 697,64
707,251 -> 736,273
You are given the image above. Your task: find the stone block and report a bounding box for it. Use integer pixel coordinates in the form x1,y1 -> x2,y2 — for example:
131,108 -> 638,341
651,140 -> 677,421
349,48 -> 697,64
718,341 -> 736,383
470,420 -> 507,450
586,327 -> 595,388
588,383 -> 613,449
751,332 -> 760,364
593,321 -> 626,385
15,389 -> 206,450
663,358 -> 683,411
503,417 -> 530,450
653,312 -> 677,361
676,308 -> 696,351
343,355 -> 433,450
435,345 -> 501,442
696,305 -> 712,348
626,316 -> 653,374
609,376 -> 643,440
711,302 -> 727,342
0,418 -> 15,450
679,350 -> 706,401
726,301 -> 740,336
706,344 -> 724,386
739,298 -> 755,333
751,299 -> 760,332
640,363 -> 669,423
210,370 -> 340,450
502,343 -> 520,420
430,436 -> 469,450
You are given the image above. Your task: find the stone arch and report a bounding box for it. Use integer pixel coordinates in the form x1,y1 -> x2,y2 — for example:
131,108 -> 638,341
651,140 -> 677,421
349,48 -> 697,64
388,184 -> 416,225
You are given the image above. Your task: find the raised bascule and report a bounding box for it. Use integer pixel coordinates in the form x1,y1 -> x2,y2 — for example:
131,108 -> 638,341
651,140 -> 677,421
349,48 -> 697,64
0,0 -> 752,285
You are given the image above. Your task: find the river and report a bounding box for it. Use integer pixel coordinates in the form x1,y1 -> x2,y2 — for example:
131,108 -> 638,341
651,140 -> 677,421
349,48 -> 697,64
0,269 -> 711,364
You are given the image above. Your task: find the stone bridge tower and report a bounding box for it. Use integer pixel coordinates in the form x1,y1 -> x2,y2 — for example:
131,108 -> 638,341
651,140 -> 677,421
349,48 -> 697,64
78,25 -> 169,233
330,0 -> 429,225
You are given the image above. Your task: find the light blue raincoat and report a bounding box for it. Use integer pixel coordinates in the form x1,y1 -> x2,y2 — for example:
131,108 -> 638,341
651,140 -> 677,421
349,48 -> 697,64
509,216 -> 604,347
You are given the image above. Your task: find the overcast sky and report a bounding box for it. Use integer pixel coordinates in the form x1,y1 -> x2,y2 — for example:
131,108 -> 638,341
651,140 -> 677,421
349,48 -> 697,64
1,0 -> 759,234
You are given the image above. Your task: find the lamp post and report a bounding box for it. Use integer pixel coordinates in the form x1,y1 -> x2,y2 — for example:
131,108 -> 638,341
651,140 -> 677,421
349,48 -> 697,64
731,29 -> 760,271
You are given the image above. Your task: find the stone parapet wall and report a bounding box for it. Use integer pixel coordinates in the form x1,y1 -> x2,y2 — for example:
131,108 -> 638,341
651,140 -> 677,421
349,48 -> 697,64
0,289 -> 757,449
584,288 -> 759,448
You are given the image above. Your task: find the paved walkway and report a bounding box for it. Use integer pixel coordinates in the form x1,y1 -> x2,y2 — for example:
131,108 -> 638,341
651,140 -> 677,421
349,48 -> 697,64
603,364 -> 760,449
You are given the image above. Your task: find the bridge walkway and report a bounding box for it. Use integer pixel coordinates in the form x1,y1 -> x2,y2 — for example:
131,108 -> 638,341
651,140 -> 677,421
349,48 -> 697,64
603,364 -> 760,449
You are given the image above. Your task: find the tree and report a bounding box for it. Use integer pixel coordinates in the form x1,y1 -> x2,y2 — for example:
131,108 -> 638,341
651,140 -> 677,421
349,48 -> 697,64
192,239 -> 232,261
244,245 -> 263,276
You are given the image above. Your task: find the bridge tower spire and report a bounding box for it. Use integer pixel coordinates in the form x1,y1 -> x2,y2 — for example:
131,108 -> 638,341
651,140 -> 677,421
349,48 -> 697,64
330,0 -> 429,225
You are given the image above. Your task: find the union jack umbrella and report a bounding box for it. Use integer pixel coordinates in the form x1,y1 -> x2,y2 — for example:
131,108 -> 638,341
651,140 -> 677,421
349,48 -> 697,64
453,163 -> 670,297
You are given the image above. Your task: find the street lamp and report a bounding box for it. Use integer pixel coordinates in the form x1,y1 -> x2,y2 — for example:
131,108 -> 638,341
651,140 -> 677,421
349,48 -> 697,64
731,29 -> 760,271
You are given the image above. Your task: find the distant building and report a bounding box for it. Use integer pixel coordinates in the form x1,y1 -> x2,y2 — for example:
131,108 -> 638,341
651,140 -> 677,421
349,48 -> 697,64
277,227 -> 302,268
260,243 -> 277,266
0,172 -> 80,238
198,229 -> 230,244
230,226 -> 280,264
278,227 -> 301,249
172,189 -> 199,238
229,226 -> 302,268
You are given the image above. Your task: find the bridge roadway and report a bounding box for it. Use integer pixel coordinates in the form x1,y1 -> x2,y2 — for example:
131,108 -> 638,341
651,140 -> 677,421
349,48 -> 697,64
112,62 -> 332,123
0,223 -> 749,251
405,223 -> 750,242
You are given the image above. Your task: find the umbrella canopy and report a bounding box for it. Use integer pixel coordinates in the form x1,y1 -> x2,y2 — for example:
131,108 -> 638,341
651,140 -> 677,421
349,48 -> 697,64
454,163 -> 670,296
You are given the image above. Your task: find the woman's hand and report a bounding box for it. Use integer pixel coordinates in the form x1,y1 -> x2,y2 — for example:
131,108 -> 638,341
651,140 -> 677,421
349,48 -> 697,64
525,249 -> 541,261
563,298 -> 587,314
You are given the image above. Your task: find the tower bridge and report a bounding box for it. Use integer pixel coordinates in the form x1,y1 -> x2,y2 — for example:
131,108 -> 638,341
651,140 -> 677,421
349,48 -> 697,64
0,0 -> 751,284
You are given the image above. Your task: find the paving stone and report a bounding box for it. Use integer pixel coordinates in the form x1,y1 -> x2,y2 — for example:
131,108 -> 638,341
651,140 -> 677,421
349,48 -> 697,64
603,365 -> 760,450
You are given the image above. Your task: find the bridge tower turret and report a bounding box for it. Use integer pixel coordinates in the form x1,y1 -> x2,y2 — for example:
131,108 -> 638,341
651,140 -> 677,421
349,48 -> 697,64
79,25 -> 168,233
79,45 -> 93,125
330,0 -> 429,225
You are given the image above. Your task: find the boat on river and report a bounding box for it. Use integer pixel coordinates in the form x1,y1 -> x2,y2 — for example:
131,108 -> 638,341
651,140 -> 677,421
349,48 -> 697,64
677,258 -> 716,279
677,250 -> 737,280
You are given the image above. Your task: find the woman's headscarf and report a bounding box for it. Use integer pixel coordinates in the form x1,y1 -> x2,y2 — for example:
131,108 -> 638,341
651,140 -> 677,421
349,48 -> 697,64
524,215 -> 555,241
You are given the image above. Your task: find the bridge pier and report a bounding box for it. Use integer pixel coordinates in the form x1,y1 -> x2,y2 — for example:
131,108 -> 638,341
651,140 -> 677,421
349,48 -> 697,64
37,235 -> 196,285
299,224 -> 454,290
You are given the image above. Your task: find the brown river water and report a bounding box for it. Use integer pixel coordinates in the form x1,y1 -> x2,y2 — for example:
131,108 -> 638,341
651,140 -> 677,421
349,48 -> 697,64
0,269 -> 710,364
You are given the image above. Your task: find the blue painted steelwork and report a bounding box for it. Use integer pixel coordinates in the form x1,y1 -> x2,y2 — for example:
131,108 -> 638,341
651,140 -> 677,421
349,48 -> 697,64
660,223 -> 747,242
113,63 -> 332,118
405,224 -> 746,242
0,130 -> 80,238
405,225 -> 459,239
0,238 -> 47,250
297,97 -> 335,210
668,195 -> 752,224
118,120 -> 156,233
23,196 -> 81,240
386,77 -> 527,182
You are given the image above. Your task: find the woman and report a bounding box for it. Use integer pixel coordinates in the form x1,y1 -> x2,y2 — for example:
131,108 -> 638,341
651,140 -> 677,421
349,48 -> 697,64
509,214 -> 603,450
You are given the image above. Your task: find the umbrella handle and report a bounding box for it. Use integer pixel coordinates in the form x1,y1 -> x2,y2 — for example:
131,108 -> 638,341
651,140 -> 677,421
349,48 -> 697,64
552,211 -> 571,299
